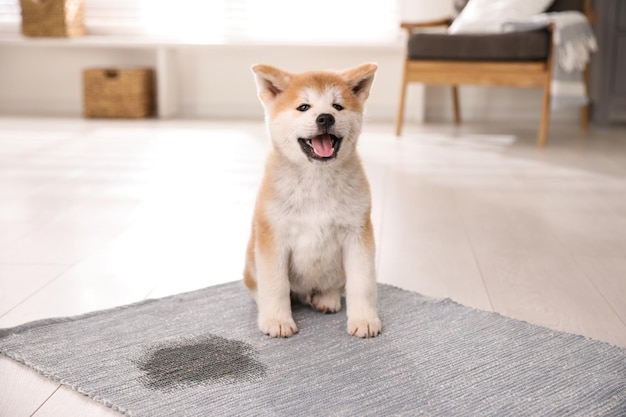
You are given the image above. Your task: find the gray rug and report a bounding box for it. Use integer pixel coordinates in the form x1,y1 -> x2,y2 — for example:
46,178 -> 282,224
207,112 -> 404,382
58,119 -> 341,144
1,282 -> 624,417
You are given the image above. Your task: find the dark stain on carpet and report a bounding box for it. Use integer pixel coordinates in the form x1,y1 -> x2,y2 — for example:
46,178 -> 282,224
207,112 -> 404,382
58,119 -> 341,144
137,335 -> 267,390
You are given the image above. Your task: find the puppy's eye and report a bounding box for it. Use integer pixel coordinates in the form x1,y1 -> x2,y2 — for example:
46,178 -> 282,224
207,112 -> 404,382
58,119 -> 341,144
333,103 -> 344,111
296,104 -> 310,112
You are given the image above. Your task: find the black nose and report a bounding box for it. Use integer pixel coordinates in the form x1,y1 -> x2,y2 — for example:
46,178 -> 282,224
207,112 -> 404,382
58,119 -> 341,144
316,113 -> 335,129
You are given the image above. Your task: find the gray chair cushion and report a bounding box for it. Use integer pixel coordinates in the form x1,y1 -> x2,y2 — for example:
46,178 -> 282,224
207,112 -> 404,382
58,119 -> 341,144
407,29 -> 550,61
454,0 -> 584,14
547,0 -> 585,12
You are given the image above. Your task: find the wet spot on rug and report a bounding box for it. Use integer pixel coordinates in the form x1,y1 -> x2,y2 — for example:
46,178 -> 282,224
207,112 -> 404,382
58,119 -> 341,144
137,335 -> 267,390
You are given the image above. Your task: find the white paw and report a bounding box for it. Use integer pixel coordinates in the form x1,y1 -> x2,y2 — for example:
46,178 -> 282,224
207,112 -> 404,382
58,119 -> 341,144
312,292 -> 342,314
347,317 -> 382,338
259,316 -> 298,338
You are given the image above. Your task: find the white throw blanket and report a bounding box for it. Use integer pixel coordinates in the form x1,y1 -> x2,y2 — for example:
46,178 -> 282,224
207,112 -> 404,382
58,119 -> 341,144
503,11 -> 597,109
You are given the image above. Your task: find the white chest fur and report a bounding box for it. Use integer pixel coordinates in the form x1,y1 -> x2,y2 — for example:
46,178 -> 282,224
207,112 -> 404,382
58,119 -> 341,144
263,156 -> 371,294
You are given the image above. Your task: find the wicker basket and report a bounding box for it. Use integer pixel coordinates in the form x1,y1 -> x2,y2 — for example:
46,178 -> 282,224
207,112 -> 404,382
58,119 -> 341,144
20,0 -> 85,38
83,68 -> 156,119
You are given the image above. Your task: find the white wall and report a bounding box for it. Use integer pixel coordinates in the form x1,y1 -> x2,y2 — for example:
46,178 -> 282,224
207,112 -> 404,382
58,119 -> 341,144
0,45 -> 154,115
425,85 -> 580,122
0,41 -> 579,124
0,0 -> 579,123
397,0 -> 455,21
0,42 -> 427,123
173,44 -> 419,122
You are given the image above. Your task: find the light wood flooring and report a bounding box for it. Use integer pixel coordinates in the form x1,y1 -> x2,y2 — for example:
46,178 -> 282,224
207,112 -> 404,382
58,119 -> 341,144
1,116 -> 625,416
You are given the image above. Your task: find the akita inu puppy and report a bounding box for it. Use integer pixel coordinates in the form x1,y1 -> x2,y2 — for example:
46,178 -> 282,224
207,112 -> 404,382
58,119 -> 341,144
244,63 -> 381,338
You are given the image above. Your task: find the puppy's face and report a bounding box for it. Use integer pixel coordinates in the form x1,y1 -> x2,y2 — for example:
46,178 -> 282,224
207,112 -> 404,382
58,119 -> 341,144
252,64 -> 377,165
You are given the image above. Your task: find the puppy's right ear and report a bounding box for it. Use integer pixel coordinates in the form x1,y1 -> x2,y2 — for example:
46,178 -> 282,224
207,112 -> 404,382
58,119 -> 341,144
251,64 -> 291,107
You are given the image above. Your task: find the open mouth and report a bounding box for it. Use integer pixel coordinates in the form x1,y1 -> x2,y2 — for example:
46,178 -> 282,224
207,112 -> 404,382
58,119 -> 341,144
298,134 -> 342,162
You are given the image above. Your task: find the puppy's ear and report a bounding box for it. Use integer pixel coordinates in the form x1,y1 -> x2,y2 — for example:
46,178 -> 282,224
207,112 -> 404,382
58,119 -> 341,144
340,63 -> 377,103
251,64 -> 292,107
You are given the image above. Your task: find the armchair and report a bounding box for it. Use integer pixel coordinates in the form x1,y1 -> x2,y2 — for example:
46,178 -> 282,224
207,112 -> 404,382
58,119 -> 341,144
395,0 -> 593,146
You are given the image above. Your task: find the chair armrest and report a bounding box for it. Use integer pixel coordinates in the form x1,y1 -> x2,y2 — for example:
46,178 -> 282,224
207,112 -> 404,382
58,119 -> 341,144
400,17 -> 453,32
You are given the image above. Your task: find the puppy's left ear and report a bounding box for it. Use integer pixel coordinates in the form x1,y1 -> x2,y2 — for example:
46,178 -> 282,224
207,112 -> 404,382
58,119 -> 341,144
340,63 -> 377,103
251,64 -> 292,107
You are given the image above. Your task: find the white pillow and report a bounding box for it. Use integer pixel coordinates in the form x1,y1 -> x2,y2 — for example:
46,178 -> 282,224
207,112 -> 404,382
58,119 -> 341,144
448,0 -> 554,34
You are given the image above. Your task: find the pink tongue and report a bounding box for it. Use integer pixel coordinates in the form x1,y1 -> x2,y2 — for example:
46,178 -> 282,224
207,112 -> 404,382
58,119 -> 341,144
311,134 -> 334,157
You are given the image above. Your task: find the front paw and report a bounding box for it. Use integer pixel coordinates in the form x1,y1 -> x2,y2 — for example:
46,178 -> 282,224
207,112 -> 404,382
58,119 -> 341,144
347,316 -> 382,338
259,316 -> 298,338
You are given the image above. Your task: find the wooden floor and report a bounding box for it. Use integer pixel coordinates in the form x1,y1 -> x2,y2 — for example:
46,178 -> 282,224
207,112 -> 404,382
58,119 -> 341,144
1,117 -> 625,416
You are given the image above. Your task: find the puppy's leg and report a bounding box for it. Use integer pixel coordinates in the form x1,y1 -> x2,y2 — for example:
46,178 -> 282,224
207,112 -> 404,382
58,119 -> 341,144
243,233 -> 258,301
254,228 -> 297,338
343,218 -> 381,338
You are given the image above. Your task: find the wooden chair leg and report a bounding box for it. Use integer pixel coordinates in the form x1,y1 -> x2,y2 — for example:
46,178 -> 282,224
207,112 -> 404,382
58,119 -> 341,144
538,83 -> 551,146
580,105 -> 589,130
451,85 -> 461,124
580,67 -> 590,130
395,63 -> 408,136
